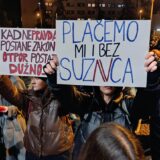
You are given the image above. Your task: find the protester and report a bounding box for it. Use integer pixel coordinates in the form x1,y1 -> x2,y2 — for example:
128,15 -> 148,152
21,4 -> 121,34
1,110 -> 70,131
0,76 -> 74,160
139,50 -> 160,160
78,122 -> 145,160
0,76 -> 26,160
44,55 -> 146,159
73,86 -> 135,159
45,52 -> 160,160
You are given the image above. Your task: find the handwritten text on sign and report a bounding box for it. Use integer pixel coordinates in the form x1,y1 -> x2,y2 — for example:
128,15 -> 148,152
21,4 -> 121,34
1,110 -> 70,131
56,20 -> 151,87
0,28 -> 56,76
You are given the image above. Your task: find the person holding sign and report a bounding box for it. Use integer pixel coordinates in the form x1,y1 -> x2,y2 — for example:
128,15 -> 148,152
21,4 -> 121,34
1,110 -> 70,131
44,55 -> 151,159
137,50 -> 160,160
0,75 -> 74,160
45,52 -> 160,159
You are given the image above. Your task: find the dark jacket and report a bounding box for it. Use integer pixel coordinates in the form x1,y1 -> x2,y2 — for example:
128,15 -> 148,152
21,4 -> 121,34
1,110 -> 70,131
141,70 -> 160,160
47,76 -> 135,157
130,67 -> 160,160
72,87 -> 134,159
0,76 -> 74,157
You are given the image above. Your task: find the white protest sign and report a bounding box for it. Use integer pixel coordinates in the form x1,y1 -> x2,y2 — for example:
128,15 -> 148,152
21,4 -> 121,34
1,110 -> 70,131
0,28 -> 56,77
56,20 -> 151,87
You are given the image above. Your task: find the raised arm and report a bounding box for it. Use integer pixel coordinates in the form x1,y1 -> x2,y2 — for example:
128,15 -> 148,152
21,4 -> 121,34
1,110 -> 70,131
0,75 -> 26,109
144,51 -> 160,90
44,56 -> 92,114
143,50 -> 160,160
130,51 -> 159,129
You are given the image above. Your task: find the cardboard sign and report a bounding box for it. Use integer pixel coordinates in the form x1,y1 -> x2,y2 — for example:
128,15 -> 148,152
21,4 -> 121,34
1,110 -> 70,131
0,28 -> 56,77
56,20 -> 151,87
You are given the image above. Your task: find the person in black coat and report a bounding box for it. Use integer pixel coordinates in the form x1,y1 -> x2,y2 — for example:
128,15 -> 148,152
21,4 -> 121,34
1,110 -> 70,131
44,55 -> 151,159
126,50 -> 160,160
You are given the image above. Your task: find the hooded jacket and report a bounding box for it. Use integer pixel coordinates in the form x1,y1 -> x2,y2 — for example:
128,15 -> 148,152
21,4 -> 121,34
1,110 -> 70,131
72,87 -> 134,159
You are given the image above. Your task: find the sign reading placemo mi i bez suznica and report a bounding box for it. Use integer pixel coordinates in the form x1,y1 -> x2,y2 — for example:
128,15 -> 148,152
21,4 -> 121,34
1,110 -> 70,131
56,20 -> 151,87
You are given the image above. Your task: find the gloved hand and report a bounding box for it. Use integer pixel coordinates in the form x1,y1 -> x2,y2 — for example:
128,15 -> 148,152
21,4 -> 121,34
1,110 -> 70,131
7,106 -> 18,117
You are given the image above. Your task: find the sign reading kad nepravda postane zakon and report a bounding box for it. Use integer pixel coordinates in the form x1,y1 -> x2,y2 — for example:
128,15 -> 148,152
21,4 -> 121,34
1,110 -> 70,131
0,28 -> 56,77
56,20 -> 151,87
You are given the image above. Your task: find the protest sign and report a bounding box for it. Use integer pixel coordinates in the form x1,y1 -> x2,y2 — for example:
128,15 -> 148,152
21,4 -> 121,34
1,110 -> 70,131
0,28 -> 56,77
56,20 -> 151,87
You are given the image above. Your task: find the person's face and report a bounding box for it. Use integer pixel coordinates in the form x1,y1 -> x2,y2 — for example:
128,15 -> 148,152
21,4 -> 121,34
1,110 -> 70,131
99,86 -> 116,96
31,77 -> 47,91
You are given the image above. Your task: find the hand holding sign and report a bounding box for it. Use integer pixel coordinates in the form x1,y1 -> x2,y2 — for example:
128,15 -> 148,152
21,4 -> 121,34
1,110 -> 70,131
145,51 -> 158,72
44,55 -> 59,75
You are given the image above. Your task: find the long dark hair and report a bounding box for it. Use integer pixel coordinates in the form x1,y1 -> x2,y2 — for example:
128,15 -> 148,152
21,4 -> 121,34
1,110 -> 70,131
78,122 -> 145,160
